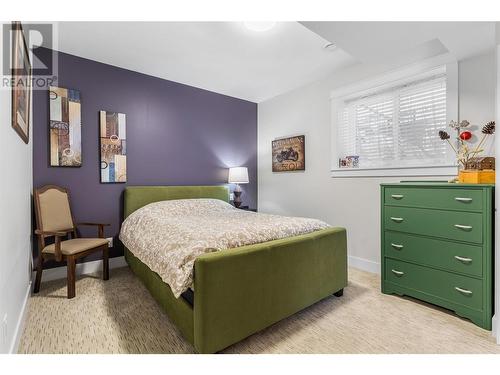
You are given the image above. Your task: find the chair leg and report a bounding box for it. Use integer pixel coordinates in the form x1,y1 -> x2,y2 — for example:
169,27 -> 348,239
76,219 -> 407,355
103,247 -> 109,281
67,256 -> 76,299
33,254 -> 43,293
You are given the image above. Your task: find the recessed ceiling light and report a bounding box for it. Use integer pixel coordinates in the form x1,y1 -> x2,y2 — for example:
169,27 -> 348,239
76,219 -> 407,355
323,42 -> 338,52
243,22 -> 277,32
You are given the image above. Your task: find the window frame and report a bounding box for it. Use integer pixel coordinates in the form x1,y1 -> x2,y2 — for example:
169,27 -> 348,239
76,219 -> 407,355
330,57 -> 458,178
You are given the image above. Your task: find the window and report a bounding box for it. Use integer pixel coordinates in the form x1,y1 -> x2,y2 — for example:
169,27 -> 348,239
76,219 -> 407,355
333,65 -> 457,176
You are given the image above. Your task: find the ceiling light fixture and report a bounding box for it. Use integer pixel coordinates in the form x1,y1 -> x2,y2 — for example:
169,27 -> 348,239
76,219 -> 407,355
323,42 -> 338,52
243,22 -> 277,32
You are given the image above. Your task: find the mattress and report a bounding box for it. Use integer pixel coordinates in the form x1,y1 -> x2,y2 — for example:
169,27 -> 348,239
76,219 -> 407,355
120,198 -> 330,297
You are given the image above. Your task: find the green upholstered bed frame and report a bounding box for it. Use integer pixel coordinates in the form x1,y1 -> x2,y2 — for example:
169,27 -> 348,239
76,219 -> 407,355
123,186 -> 347,353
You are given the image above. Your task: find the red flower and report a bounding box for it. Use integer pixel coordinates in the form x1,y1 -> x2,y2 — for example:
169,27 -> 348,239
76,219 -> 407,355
459,131 -> 472,141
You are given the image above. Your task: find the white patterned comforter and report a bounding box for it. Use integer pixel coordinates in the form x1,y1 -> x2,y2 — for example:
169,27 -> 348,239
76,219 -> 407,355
119,198 -> 330,297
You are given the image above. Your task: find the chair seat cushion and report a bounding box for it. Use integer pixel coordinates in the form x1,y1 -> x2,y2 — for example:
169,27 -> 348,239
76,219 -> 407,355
43,238 -> 108,255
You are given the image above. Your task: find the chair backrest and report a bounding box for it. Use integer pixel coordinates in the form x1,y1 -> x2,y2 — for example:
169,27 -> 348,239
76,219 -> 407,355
34,185 -> 76,244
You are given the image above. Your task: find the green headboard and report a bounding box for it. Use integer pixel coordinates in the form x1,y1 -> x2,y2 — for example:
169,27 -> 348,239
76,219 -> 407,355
124,185 -> 230,218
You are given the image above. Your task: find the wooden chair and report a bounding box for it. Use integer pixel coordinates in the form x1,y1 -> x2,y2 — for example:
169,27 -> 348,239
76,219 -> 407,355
33,185 -> 110,299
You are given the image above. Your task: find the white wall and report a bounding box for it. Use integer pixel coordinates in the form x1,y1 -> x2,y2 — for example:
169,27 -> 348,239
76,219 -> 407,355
0,25 -> 33,353
459,53 -> 496,155
258,51 -> 496,273
494,22 -> 500,344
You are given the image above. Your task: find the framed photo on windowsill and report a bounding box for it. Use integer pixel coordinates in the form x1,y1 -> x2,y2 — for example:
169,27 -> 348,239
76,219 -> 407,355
339,155 -> 359,168
11,21 -> 32,144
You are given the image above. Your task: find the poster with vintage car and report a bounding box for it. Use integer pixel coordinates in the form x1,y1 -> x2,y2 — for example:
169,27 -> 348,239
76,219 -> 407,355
272,135 -> 305,172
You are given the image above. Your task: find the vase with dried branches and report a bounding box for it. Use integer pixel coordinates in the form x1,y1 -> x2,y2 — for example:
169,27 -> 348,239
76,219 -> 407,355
438,120 -> 495,169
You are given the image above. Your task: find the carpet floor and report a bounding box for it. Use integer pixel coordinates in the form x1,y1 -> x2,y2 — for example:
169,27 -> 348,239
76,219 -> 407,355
18,266 -> 500,354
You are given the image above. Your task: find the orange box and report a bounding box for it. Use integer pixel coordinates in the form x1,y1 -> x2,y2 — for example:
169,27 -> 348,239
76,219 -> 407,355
458,169 -> 495,184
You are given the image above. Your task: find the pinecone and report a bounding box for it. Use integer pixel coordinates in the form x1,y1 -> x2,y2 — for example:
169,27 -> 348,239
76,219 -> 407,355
482,121 -> 495,134
438,130 -> 450,140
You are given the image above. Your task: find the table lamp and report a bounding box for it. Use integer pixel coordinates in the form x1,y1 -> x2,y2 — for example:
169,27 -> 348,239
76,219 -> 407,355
228,167 -> 249,208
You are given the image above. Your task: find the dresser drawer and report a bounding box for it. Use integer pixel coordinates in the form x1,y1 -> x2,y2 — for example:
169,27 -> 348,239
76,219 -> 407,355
385,206 -> 483,244
384,187 -> 483,212
385,258 -> 483,311
384,231 -> 483,277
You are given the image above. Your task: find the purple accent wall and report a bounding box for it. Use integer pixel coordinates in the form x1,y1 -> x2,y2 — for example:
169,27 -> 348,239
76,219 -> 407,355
33,48 -> 257,266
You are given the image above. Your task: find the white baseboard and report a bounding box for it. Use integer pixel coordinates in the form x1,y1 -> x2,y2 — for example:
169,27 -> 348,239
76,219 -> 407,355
9,281 -> 31,354
348,255 -> 380,274
33,256 -> 127,283
492,315 -> 499,344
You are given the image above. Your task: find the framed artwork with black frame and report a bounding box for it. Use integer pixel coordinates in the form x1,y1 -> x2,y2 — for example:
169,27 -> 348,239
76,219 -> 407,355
11,21 -> 32,144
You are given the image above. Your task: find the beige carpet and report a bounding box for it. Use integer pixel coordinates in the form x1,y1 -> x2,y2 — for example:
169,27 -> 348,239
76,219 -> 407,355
18,266 -> 500,354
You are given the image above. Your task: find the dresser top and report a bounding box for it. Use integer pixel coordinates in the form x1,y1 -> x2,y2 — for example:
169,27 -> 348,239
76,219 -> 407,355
381,181 -> 494,188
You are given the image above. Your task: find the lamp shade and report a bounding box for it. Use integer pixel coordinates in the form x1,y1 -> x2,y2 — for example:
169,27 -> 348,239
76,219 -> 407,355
228,167 -> 249,184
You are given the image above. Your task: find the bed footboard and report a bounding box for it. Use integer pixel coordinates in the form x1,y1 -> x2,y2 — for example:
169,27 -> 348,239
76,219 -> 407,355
193,227 -> 347,353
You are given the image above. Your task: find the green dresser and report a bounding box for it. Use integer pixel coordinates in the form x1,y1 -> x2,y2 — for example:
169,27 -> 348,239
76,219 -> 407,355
380,182 -> 494,330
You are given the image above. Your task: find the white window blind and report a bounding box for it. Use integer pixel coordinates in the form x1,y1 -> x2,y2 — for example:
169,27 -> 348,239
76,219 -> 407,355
336,68 -> 451,170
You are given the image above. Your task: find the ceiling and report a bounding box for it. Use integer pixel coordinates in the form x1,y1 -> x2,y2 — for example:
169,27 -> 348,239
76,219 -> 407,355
56,22 -> 356,103
301,22 -> 495,64
55,22 -> 496,103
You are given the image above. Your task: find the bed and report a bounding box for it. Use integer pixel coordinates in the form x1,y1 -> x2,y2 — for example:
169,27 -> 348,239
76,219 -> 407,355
122,185 -> 347,353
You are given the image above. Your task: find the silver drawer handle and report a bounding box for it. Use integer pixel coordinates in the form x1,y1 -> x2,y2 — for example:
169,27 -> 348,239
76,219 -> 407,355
391,194 -> 404,200
391,243 -> 403,250
390,217 -> 404,223
455,197 -> 473,203
455,287 -> 473,295
391,269 -> 404,276
454,224 -> 473,230
454,255 -> 473,263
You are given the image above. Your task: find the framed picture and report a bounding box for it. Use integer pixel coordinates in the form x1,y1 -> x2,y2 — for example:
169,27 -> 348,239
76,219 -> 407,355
339,155 -> 359,168
49,86 -> 82,166
11,22 -> 31,144
272,135 -> 305,172
100,110 -> 127,183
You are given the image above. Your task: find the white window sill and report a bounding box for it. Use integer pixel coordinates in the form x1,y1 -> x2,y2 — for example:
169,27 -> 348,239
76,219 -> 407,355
331,165 -> 458,178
